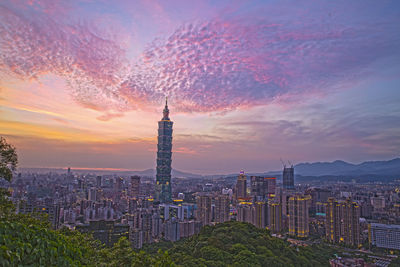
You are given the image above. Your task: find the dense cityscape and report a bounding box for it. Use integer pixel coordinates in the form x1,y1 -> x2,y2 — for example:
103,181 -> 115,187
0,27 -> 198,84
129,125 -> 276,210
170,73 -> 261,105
2,102 -> 399,266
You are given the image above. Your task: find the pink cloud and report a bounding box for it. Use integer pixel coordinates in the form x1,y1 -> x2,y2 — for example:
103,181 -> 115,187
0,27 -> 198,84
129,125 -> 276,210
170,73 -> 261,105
0,5 -> 129,112
1,2 -> 399,115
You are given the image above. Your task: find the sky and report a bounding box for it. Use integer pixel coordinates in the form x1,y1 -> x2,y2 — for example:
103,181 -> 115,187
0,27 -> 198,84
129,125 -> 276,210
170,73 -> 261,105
0,0 -> 399,175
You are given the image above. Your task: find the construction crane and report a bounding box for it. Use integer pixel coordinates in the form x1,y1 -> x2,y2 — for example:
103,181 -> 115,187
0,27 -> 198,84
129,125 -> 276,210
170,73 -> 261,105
280,158 -> 286,168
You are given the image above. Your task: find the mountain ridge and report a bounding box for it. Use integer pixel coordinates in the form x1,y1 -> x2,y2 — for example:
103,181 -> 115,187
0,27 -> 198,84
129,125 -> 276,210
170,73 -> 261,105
18,158 -> 400,178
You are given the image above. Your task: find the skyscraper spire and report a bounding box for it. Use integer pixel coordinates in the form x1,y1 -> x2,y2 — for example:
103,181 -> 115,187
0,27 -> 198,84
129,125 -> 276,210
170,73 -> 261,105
162,97 -> 170,120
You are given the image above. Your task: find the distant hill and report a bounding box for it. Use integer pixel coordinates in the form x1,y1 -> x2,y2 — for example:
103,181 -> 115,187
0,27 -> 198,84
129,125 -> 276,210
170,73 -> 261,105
294,158 -> 400,176
18,158 -> 400,178
18,167 -> 203,178
131,168 -> 203,178
214,158 -> 400,179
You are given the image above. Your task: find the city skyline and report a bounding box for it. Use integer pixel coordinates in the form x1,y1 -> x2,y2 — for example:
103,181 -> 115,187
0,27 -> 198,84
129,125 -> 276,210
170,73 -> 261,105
1,0 -> 400,174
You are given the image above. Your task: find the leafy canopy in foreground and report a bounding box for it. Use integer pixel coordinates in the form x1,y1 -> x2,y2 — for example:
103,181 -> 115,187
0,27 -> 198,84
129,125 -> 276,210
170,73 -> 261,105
145,221 -> 336,267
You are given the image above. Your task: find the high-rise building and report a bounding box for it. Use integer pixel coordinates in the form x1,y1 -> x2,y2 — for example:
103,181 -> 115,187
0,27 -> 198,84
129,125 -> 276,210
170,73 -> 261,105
250,176 -> 264,199
96,176 -> 102,188
306,188 -> 331,215
283,165 -> 294,190
268,202 -> 282,233
265,177 -> 276,196
130,229 -> 144,249
214,195 -> 230,223
156,98 -> 173,203
371,196 -> 385,211
164,217 -> 180,241
130,176 -> 141,198
235,170 -> 247,200
195,195 -> 212,226
179,221 -> 196,238
252,202 -> 267,229
288,194 -> 310,238
341,199 -> 361,247
88,187 -> 97,202
115,177 -> 123,192
237,203 -> 253,224
325,198 -> 341,243
325,198 -> 361,247
251,176 -> 276,200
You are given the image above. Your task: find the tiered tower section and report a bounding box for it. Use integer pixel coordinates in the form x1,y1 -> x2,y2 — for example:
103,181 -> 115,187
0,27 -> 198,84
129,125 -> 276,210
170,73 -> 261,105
156,99 -> 173,203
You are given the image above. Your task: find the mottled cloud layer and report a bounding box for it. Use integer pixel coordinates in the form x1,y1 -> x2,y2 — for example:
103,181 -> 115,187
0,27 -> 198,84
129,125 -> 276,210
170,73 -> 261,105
1,1 -> 399,114
0,4 -> 129,112
124,17 -> 399,112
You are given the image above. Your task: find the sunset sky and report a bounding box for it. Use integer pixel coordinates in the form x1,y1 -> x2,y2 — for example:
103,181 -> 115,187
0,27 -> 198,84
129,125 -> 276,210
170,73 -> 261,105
1,0 -> 399,174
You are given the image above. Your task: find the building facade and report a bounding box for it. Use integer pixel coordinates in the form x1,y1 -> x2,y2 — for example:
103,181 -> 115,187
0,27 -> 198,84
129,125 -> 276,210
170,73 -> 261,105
250,176 -> 275,200
130,175 -> 141,198
196,195 -> 212,226
215,194 -> 230,223
268,202 -> 282,233
325,198 -> 361,247
369,223 -> 400,250
288,194 -> 310,238
235,170 -> 247,200
156,99 -> 173,203
283,166 -> 294,190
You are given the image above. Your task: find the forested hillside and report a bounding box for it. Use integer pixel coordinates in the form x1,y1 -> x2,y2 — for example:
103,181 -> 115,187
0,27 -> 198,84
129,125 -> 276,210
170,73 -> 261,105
145,221 -> 336,267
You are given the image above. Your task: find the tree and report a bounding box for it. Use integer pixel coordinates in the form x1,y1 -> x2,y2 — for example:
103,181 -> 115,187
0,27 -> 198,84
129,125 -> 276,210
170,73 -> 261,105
0,137 -> 18,182
0,137 -> 18,218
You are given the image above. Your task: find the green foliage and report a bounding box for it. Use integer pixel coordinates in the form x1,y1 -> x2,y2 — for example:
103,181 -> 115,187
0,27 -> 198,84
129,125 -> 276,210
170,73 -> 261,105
0,188 -> 15,218
1,206 -> 338,267
145,221 -> 335,267
0,137 -> 18,182
0,220 -> 95,266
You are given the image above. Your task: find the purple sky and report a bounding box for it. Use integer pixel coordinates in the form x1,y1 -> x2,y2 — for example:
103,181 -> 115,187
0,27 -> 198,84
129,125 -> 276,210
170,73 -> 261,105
1,0 -> 399,174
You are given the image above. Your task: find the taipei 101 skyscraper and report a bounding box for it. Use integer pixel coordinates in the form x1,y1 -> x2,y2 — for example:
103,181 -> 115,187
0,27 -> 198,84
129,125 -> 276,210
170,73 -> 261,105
156,98 -> 173,203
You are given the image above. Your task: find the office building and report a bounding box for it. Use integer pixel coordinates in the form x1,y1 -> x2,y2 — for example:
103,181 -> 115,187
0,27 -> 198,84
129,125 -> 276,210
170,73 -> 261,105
235,170 -> 247,200
288,194 -> 310,238
88,187 -> 97,202
215,194 -> 230,223
283,165 -> 294,190
250,176 -> 275,200
250,176 -> 264,199
114,177 -> 123,192
96,176 -> 102,188
265,177 -> 276,196
369,223 -> 400,250
196,195 -> 212,226
130,175 -> 141,198
156,98 -> 173,203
